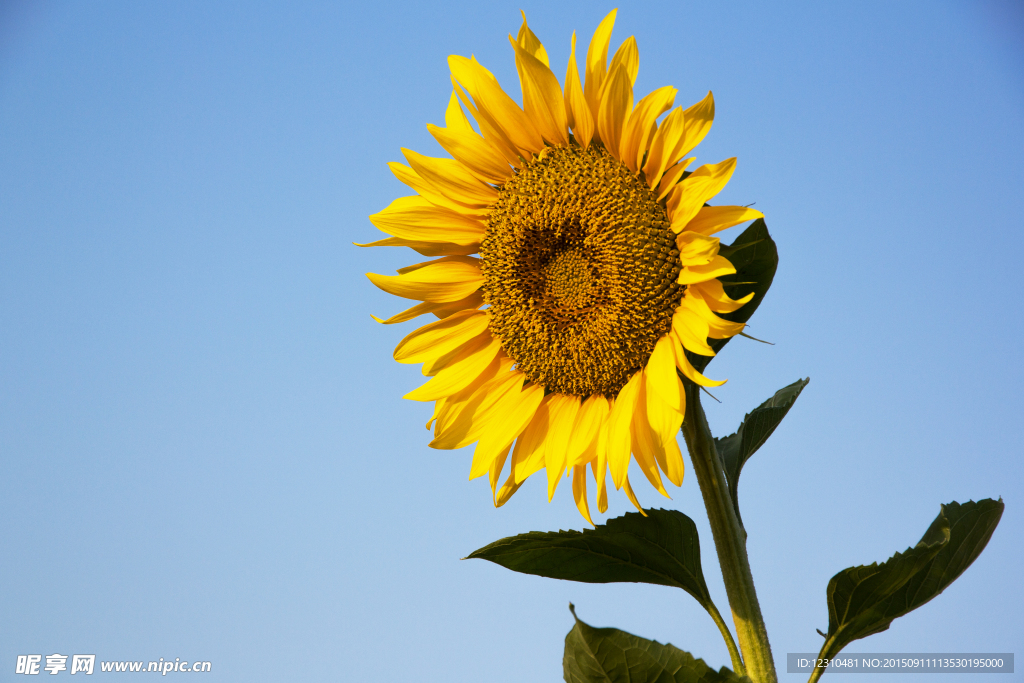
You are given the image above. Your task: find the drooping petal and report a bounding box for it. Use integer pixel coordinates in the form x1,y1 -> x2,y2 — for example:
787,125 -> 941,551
643,370 -> 685,486
393,309 -> 489,364
572,466 -> 594,525
670,335 -> 727,388
488,443 -> 513,496
620,85 -> 675,173
645,335 -> 685,413
685,205 -> 764,236
367,256 -> 483,303
430,360 -> 528,449
671,307 -> 715,357
607,370 -> 642,489
544,394 -> 582,500
509,35 -> 569,146
469,381 -> 545,479
512,395 -> 554,483
564,32 -> 595,146
369,195 -> 486,245
622,475 -> 647,515
567,395 -> 609,469
596,63 -> 632,160
629,373 -> 670,496
667,158 -> 737,233
449,55 -> 544,156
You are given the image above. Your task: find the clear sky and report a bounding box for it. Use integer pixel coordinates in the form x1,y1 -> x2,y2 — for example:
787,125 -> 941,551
1,1 -> 1021,681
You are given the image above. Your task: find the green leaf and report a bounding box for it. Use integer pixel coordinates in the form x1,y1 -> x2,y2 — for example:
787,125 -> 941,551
715,378 -> 809,525
818,498 -> 1004,661
563,604 -> 750,683
467,509 -> 712,609
690,218 -> 778,373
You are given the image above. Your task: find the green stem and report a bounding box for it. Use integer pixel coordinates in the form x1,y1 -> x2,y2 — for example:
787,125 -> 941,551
706,599 -> 746,677
681,383 -> 777,683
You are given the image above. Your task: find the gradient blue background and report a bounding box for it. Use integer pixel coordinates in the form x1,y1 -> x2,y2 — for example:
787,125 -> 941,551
2,1 -> 1021,681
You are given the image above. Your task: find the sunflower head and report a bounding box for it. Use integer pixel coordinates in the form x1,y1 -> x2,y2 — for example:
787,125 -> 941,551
362,10 -> 763,523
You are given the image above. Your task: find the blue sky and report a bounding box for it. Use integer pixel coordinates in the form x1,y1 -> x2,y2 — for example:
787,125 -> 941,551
1,1 -> 1021,681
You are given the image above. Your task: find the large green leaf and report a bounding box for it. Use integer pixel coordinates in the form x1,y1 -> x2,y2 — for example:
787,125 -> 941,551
818,498 -> 1004,661
690,218 -> 778,373
715,378 -> 809,525
467,509 -> 712,609
563,605 -> 749,683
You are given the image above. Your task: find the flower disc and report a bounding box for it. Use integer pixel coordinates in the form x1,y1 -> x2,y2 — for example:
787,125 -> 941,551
481,145 -> 682,398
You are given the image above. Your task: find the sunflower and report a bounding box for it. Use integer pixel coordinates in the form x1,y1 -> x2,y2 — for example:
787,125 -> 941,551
362,10 -> 762,523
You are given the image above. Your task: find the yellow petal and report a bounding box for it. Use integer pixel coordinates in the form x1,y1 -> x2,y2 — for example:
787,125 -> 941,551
671,338 -> 727,388
682,290 -> 746,339
607,370 -> 642,489
355,236 -> 479,257
629,373 -> 670,496
403,148 -> 498,209
641,106 -> 685,189
452,81 -> 523,167
544,394 -> 582,501
567,395 -> 609,468
564,32 -> 595,147
607,35 -> 639,87
430,360 -> 526,449
509,35 -> 568,146
676,232 -> 721,267
680,91 -> 715,158
655,157 -> 695,201
427,123 -> 513,185
431,356 -> 506,435
621,85 -> 676,173
449,55 -> 544,156
366,256 -> 483,303
469,381 -> 545,479
445,89 -> 474,132
584,9 -> 617,120
371,291 -> 483,325
667,158 -> 737,233
488,442 -> 513,495
420,325 -> 489,376
643,371 -> 685,486
404,336 -> 502,401
512,395 -> 553,483
596,63 -> 632,160
388,162 -> 488,219
572,466 -> 594,525
515,10 -> 549,66
369,195 -> 486,245
592,455 -> 608,514
671,307 -> 714,356
689,278 -> 753,313
622,475 -> 646,515
393,309 -> 489,364
645,335 -> 685,413
493,468 -> 522,507
677,254 -> 737,285
685,205 -> 764,236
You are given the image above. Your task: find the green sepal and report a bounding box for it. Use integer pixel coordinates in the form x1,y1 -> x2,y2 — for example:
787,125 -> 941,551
563,604 -> 750,683
817,498 -> 1004,661
688,218 -> 778,374
467,509 -> 712,609
715,378 -> 809,526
